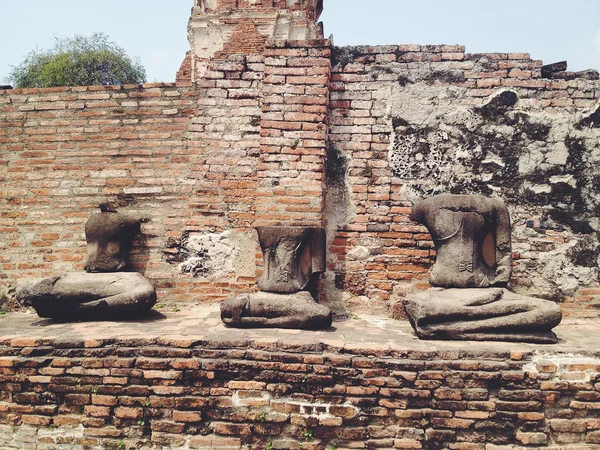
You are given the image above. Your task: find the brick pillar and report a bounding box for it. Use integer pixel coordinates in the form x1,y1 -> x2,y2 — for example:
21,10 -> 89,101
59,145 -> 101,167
255,39 -> 331,227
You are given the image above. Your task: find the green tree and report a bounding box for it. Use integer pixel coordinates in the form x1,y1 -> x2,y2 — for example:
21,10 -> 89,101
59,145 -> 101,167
7,33 -> 147,88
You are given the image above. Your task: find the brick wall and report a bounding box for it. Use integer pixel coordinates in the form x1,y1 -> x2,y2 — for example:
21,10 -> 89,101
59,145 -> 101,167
2,338 -> 600,449
176,51 -> 194,83
0,41 -> 332,308
0,77 -> 262,304
256,40 -> 330,227
0,82 -> 194,288
2,40 -> 600,317
326,45 -> 600,317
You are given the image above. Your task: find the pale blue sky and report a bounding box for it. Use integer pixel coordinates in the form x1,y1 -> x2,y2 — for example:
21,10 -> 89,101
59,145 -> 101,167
1,0 -> 599,84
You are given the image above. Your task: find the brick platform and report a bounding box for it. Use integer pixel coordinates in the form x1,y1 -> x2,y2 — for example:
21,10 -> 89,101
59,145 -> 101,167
1,307 -> 600,449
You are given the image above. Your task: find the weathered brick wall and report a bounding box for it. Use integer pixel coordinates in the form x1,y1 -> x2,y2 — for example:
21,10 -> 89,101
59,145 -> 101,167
0,75 -> 263,304
256,40 -> 330,227
0,41 -> 332,308
2,338 -> 600,449
0,82 -> 192,284
3,40 -> 600,318
326,45 -> 600,317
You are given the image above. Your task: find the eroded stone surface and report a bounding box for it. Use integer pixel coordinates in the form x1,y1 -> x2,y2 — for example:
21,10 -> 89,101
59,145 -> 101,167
221,291 -> 332,330
404,288 -> 562,344
84,206 -> 142,273
172,230 -> 256,280
0,303 -> 598,352
16,272 -> 156,321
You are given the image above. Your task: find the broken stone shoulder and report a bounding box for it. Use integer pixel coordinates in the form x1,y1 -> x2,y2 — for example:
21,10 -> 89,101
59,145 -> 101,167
220,226 -> 333,330
404,194 -> 562,344
16,205 -> 157,322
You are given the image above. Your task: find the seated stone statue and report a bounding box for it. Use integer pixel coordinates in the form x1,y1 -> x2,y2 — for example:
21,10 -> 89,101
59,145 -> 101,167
17,203 -> 156,321
403,194 -> 562,343
221,227 -> 332,330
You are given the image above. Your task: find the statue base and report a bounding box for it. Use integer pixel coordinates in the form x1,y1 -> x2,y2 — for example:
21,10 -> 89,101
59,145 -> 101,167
17,272 -> 156,322
221,291 -> 332,330
403,288 -> 562,344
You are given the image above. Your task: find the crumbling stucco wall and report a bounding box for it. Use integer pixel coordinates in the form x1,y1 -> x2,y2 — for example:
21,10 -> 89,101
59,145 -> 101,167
181,0 -> 324,80
327,45 -> 600,317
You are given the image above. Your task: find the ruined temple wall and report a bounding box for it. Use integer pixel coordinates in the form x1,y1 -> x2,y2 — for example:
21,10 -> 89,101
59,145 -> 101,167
3,41 -> 600,317
3,336 -> 600,449
326,45 -> 600,317
183,0 -> 324,81
0,71 -> 264,304
0,41 -> 331,308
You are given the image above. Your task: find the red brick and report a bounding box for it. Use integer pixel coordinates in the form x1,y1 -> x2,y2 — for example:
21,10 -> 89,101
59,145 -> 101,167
173,410 -> 202,422
114,407 -> 142,419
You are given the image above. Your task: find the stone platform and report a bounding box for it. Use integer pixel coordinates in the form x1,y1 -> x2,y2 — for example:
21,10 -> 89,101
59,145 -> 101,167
1,306 -> 600,449
1,304 -> 597,353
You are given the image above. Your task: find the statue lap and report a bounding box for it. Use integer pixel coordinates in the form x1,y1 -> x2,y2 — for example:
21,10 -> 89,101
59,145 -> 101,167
221,227 -> 332,330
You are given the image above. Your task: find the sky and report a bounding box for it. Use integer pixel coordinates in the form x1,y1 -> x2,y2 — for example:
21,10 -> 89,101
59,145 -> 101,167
1,0 -> 599,84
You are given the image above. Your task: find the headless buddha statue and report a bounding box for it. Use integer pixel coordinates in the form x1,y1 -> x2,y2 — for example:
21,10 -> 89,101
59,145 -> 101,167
403,194 -> 562,344
84,202 -> 141,273
221,227 -> 332,330
17,204 -> 156,321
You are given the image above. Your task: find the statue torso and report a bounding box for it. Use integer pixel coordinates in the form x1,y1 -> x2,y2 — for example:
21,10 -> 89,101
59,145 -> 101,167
428,209 -> 495,288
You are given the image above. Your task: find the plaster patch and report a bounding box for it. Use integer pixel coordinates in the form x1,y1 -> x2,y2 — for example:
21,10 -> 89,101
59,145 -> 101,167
523,182 -> 552,195
348,246 -> 371,261
546,142 -> 569,165
550,175 -> 576,186
232,390 -> 271,407
525,352 -> 600,383
177,230 -> 255,280
538,241 -> 598,296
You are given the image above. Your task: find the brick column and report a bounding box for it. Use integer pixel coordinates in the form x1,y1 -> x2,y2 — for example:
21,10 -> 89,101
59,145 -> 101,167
254,39 -> 331,227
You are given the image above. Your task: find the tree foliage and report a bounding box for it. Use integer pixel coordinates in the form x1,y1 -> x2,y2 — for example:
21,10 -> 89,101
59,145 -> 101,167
7,33 -> 147,88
